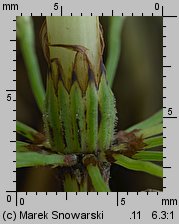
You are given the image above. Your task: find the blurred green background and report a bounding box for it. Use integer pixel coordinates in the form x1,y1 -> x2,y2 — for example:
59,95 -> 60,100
17,16 -> 162,191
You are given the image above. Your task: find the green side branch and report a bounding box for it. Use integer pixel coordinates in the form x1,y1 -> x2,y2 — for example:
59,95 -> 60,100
87,164 -> 110,192
113,154 -> 162,178
16,151 -> 77,168
126,109 -> 162,132
16,141 -> 30,152
144,136 -> 163,149
137,123 -> 163,139
16,121 -> 40,142
132,151 -> 163,161
106,17 -> 124,87
64,174 -> 79,192
17,17 -> 45,112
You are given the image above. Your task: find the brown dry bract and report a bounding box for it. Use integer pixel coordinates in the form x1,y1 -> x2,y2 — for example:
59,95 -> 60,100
82,154 -> 97,166
116,129 -> 147,157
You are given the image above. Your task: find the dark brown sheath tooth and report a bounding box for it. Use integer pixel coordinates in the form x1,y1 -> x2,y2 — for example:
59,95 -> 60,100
72,71 -> 77,83
100,61 -> 106,74
88,67 -> 97,88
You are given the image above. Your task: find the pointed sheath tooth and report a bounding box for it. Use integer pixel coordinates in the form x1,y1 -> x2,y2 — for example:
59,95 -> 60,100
45,76 -> 65,152
46,17 -> 102,90
70,79 -> 86,153
58,80 -> 74,154
50,58 -> 63,92
73,52 -> 89,93
98,73 -> 117,151
85,69 -> 98,153
55,48 -> 75,92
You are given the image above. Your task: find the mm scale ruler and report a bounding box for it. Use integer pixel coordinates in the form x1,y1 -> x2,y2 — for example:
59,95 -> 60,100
0,0 -> 179,223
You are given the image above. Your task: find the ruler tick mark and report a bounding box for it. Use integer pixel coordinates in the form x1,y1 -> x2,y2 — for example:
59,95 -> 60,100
163,15 -> 177,18
6,89 -> 16,92
61,6 -> 63,16
163,116 -> 178,119
162,6 -> 164,17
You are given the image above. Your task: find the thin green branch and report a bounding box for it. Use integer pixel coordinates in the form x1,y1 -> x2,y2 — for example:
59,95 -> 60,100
132,151 -> 163,161
137,123 -> 163,139
16,152 -> 77,168
16,121 -> 40,142
144,136 -> 163,149
87,164 -> 110,192
17,17 -> 45,112
16,141 -> 30,152
126,109 -> 162,132
64,174 -> 79,192
113,154 -> 163,178
106,17 -> 124,87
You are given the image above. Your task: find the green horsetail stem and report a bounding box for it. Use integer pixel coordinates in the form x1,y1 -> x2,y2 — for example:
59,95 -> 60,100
41,17 -> 117,154
17,17 -> 45,112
